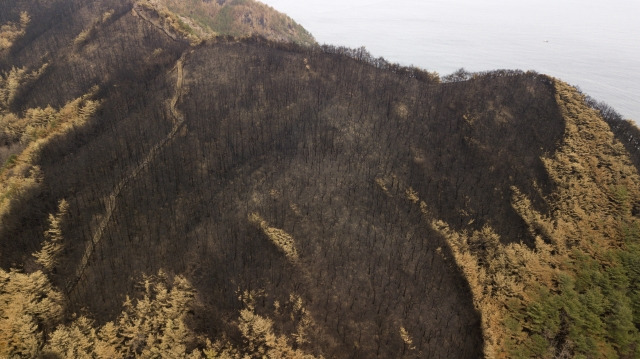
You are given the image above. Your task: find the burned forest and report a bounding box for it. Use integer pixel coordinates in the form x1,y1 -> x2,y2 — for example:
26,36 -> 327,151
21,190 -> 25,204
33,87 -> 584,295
1,0 -> 640,358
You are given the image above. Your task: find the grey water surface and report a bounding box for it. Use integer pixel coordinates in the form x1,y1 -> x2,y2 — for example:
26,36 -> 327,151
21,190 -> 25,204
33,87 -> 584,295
263,0 -> 639,122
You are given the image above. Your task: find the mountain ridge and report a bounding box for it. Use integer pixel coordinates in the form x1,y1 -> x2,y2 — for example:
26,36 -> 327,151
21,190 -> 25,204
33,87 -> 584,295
135,0 -> 316,45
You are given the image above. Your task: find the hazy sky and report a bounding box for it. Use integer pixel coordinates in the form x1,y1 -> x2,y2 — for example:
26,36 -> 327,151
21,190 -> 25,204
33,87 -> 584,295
260,0 -> 640,121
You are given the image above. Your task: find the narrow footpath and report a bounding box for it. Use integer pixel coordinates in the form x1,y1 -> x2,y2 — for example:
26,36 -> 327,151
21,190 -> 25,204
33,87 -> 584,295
66,54 -> 188,294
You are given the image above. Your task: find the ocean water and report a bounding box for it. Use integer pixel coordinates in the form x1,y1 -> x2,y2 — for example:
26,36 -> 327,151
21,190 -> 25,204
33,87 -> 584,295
261,0 -> 640,122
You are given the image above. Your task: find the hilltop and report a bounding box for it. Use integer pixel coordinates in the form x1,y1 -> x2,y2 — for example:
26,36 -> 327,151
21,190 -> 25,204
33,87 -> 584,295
1,0 -> 639,358
131,0 -> 315,46
156,0 -> 315,45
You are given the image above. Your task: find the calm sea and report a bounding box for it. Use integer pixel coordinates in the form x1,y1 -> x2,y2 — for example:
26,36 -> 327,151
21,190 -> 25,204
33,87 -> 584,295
262,0 -> 640,122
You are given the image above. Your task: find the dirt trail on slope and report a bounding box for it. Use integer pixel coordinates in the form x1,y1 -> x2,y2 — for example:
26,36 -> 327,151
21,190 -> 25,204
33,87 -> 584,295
66,54 -> 188,294
132,2 -> 180,42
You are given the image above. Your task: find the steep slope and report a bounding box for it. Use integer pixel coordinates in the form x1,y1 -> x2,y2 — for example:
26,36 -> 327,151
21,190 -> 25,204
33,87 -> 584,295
433,81 -> 640,357
0,0 -> 639,358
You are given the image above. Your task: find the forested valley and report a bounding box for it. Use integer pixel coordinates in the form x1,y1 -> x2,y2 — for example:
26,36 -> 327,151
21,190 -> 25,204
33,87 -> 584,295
1,0 -> 640,358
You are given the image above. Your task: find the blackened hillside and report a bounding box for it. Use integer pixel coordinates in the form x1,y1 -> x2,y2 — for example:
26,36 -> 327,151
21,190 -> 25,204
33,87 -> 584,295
1,0 -> 639,358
